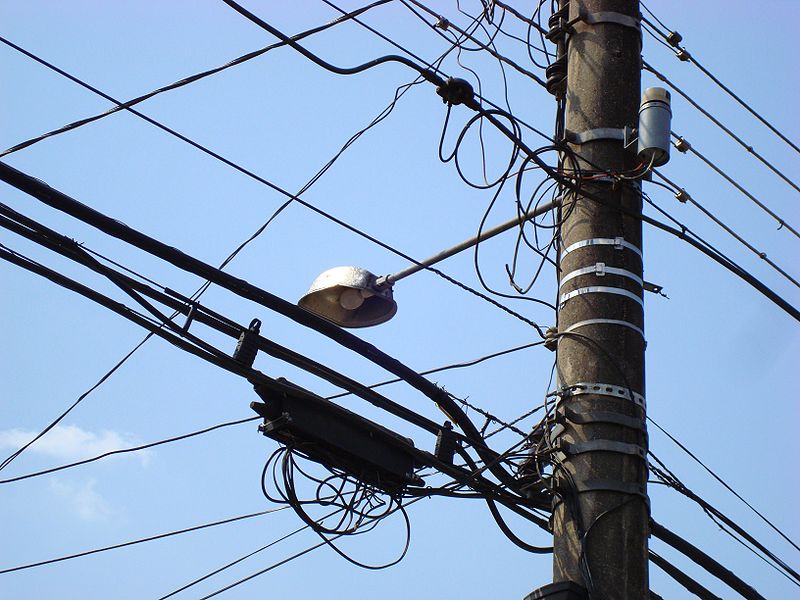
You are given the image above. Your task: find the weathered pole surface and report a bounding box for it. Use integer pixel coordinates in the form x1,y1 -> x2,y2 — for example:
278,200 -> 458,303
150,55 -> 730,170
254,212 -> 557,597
553,0 -> 649,598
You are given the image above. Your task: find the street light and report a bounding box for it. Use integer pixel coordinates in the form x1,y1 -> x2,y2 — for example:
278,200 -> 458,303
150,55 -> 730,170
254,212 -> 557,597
298,198 -> 560,327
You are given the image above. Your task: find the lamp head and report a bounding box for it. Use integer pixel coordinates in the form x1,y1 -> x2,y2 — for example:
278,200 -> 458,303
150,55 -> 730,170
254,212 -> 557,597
298,266 -> 397,328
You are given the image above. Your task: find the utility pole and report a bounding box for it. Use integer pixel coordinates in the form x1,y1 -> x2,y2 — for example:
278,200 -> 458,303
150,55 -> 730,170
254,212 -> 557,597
551,0 -> 649,598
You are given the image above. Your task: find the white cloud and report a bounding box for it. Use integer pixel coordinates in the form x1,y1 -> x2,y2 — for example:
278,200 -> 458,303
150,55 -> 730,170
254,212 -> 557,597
0,425 -> 151,465
49,478 -> 113,521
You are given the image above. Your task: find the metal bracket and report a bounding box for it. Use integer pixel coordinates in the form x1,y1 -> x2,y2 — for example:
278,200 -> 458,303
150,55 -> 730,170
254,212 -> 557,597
561,318 -> 645,341
560,263 -> 643,288
258,411 -> 292,435
643,281 -> 668,298
558,439 -> 647,461
559,382 -> 646,410
561,237 -> 642,259
567,478 -> 648,498
559,285 -> 644,309
559,406 -> 646,433
581,10 -> 641,31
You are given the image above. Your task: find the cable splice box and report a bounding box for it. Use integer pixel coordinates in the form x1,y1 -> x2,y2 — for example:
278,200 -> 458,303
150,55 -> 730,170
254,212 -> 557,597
251,378 -> 424,495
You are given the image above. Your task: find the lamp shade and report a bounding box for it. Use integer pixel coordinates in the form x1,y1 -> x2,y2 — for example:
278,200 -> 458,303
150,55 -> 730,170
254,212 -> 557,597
298,266 -> 397,328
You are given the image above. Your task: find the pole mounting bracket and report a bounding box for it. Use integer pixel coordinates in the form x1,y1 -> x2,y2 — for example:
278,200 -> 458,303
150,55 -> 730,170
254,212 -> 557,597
558,382 -> 646,410
564,125 -> 637,146
579,10 -> 641,31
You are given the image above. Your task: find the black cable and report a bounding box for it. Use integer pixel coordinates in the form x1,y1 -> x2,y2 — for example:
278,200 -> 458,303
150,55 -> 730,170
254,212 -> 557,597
640,2 -> 800,156
0,507 -> 286,575
650,520 -> 767,600
642,60 -> 800,195
220,0 -> 443,86
648,550 -> 723,600
0,416 -> 259,485
156,523 -> 309,600
646,175 -> 800,290
647,415 -> 800,555
0,38 -> 549,338
0,1 -> 393,158
648,453 -> 800,587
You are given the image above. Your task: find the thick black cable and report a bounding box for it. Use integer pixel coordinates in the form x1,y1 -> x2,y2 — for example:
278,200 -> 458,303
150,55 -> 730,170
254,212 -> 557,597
0,507 -> 286,575
648,172 -> 800,290
220,0 -> 443,86
0,38 -> 548,337
0,1 -> 393,157
648,550 -> 722,600
647,415 -> 800,555
650,520 -> 766,600
0,162 -> 533,494
640,2 -> 800,156
648,453 -> 800,587
643,60 -> 800,195
0,205 -> 449,440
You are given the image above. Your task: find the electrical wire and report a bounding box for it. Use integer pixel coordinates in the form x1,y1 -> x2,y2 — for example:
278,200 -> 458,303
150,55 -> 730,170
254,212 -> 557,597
642,60 -> 800,195
0,507 -> 287,575
648,452 -> 800,587
649,550 -> 723,600
669,133 -> 800,240
647,174 -> 800,290
640,1 -> 800,156
0,1 -> 393,158
0,38 -> 550,338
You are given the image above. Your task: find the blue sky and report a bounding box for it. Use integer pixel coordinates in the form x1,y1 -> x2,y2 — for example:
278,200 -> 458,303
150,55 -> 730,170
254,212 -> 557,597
1,1 -> 798,599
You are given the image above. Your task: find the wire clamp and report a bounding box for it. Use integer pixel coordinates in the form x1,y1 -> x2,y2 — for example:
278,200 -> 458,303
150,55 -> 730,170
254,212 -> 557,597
559,263 -> 644,288
561,237 -> 642,259
561,318 -> 646,342
674,188 -> 691,203
579,10 -> 641,31
557,438 -> 647,463
558,406 -> 647,433
558,382 -> 646,410
436,77 -> 475,107
233,318 -> 261,368
559,285 -> 644,309
564,126 -> 636,146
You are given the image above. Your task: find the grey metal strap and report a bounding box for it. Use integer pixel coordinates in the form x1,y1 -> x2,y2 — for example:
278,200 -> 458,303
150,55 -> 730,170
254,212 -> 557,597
561,407 -> 646,432
559,439 -> 647,461
561,318 -> 645,340
571,479 -> 648,498
559,285 -> 644,308
561,236 -> 642,259
560,382 -> 646,410
559,263 -> 643,287
565,127 -> 624,145
582,11 -> 641,30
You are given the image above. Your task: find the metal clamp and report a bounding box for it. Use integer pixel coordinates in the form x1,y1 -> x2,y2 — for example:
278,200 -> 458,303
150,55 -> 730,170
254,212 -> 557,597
561,237 -> 642,259
559,382 -> 646,410
561,318 -> 645,341
560,263 -> 643,288
558,439 -> 647,462
559,406 -> 646,433
564,125 -> 637,146
559,285 -> 644,309
581,10 -> 641,30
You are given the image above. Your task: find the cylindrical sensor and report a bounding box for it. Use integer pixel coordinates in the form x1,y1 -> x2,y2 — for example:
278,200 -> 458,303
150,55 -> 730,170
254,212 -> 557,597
637,87 -> 672,167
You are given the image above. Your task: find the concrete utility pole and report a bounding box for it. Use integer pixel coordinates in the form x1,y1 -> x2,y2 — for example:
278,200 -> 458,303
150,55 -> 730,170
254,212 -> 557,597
552,0 -> 649,598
